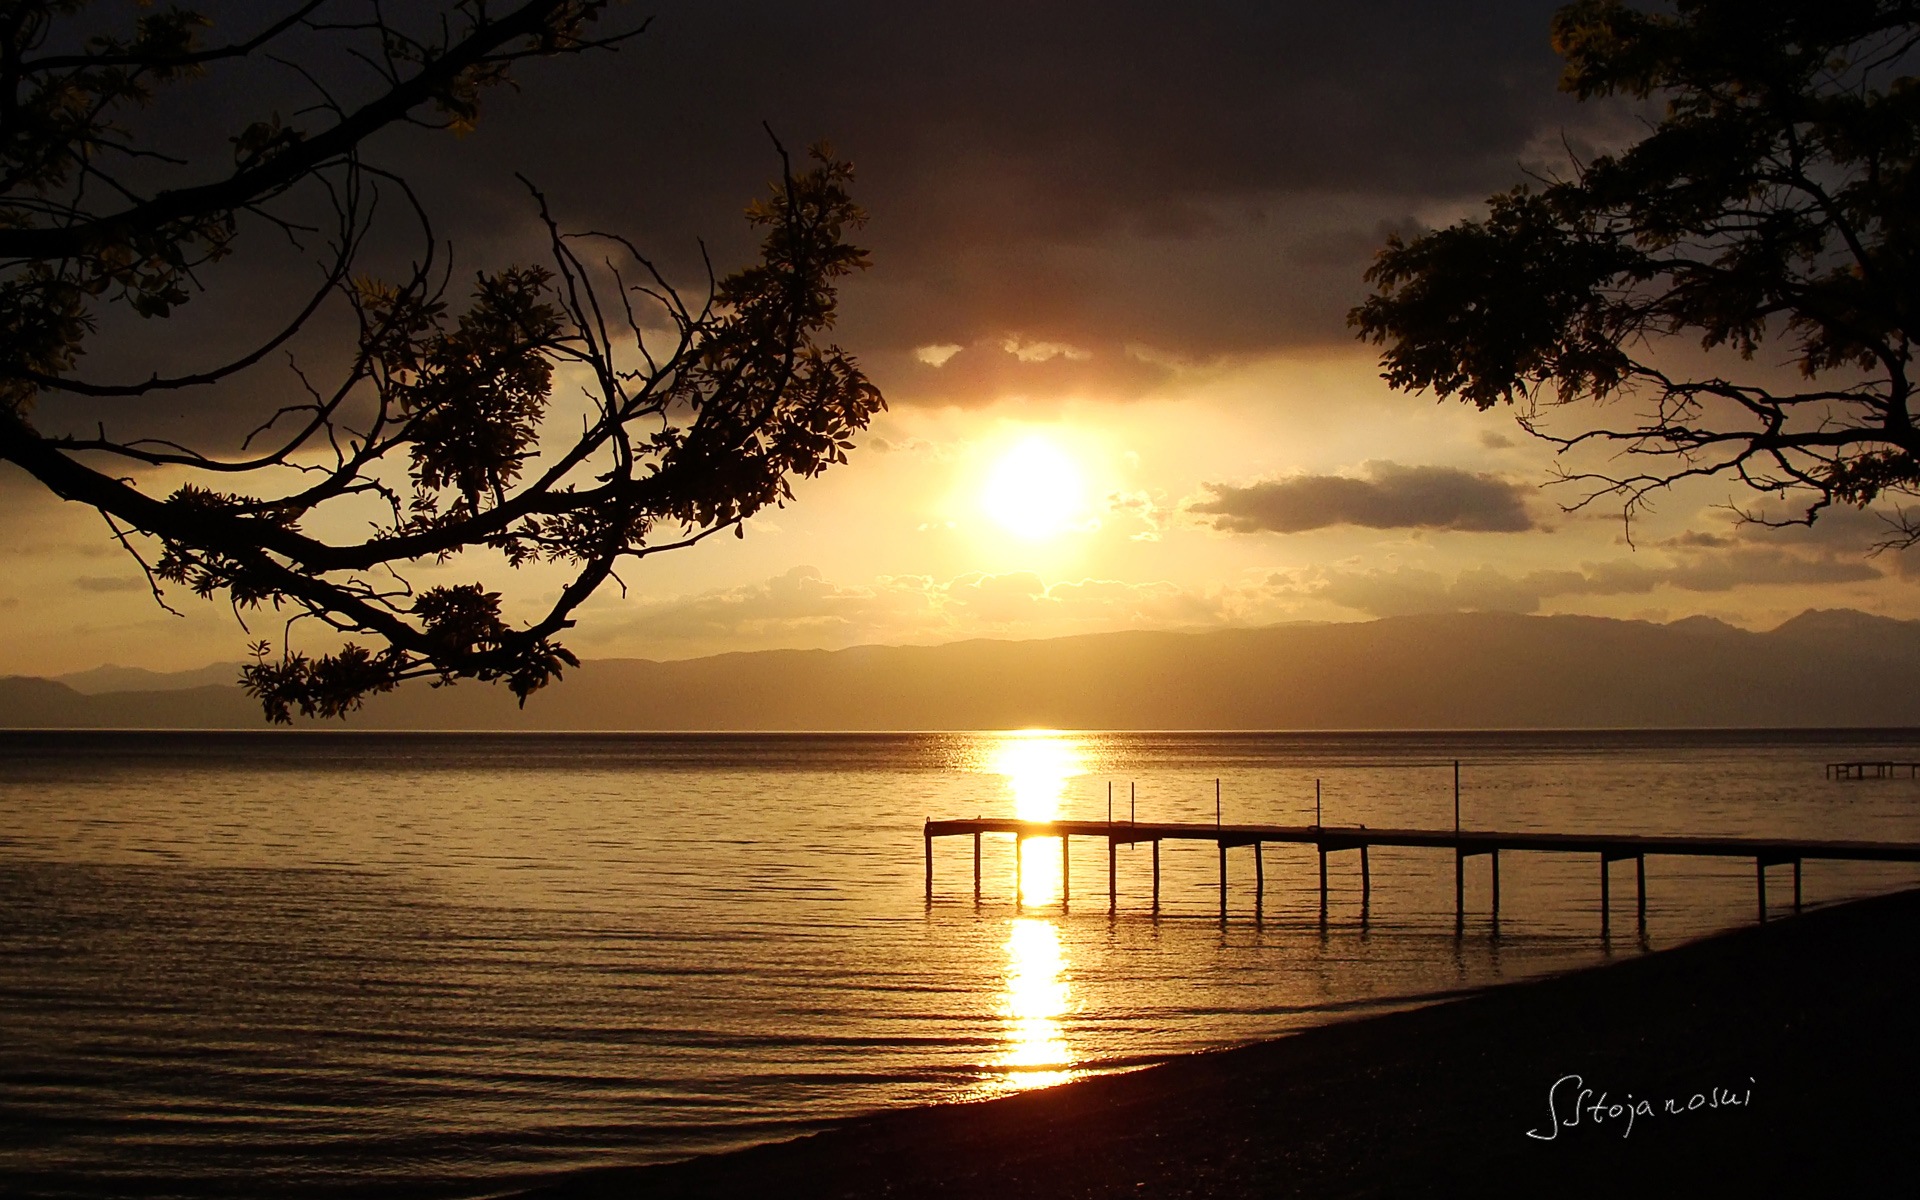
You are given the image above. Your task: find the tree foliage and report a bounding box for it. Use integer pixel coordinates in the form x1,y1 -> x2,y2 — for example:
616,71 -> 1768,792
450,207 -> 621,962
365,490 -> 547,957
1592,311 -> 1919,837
1351,0 -> 1920,540
0,2 -> 885,721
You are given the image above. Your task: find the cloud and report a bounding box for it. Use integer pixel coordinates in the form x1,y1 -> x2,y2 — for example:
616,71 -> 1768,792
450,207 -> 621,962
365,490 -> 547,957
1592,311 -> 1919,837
886,335 -> 1179,406
1192,462 -> 1538,534
448,0 -> 1583,362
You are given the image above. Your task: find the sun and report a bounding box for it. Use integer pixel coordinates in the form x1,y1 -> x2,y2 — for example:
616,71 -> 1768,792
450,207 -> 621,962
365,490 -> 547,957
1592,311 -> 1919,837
980,436 -> 1087,540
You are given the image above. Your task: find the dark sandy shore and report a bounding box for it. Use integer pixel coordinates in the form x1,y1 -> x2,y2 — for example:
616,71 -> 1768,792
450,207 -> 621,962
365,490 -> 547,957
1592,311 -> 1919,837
516,892 -> 1920,1199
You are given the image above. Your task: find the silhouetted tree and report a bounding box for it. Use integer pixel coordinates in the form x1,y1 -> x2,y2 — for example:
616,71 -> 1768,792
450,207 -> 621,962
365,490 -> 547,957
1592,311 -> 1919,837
0,2 -> 884,720
1351,0 -> 1918,541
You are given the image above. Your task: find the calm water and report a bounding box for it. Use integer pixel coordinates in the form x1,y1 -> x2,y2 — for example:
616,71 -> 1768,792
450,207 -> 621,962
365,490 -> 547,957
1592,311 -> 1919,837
4,728 -> 1920,1198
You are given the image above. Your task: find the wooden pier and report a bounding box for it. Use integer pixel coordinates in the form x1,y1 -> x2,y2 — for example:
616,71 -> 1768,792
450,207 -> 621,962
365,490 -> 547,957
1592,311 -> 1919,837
923,817 -> 1920,930
1826,761 -> 1920,781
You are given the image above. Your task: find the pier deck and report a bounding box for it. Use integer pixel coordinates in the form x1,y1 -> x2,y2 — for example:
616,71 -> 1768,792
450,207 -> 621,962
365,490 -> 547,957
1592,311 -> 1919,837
923,817 -> 1920,929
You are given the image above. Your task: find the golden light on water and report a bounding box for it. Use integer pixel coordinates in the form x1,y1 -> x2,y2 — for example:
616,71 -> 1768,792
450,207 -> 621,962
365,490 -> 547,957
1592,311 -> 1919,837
970,732 -> 1087,1091
985,731 -> 1086,822
980,730 -> 1086,906
995,917 -> 1076,1090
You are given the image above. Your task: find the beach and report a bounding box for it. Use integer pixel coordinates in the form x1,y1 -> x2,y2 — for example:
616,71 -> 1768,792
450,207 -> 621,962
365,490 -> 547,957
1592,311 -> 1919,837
518,887 -> 1920,1198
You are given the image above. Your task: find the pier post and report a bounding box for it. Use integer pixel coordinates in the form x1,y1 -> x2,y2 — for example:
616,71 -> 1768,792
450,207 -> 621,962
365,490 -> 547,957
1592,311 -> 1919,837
973,833 -> 982,902
1108,837 -> 1117,914
1015,834 -> 1025,910
1218,842 -> 1228,920
1491,849 -> 1500,921
1152,840 -> 1161,913
1319,845 -> 1329,920
925,833 -> 933,903
1061,834 -> 1070,909
1636,854 -> 1646,927
1360,844 -> 1371,913
1454,848 -> 1464,931
1756,857 -> 1766,922
1793,859 -> 1802,913
1600,853 -> 1611,932
1254,842 -> 1265,918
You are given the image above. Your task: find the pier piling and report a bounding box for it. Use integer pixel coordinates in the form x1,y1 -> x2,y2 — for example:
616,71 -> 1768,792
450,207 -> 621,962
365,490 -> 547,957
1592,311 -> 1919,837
1151,839 -> 1161,913
1218,842 -> 1228,920
923,818 -> 1920,926
1360,844 -> 1371,912
1108,837 -> 1117,914
1600,853 -> 1611,932
1454,848 -> 1465,931
1254,842 -> 1265,918
1320,846 -> 1330,920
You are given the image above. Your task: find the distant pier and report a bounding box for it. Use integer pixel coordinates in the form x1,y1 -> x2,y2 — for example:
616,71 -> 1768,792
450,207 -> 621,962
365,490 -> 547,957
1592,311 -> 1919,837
1826,761 -> 1920,781
922,816 -> 1920,931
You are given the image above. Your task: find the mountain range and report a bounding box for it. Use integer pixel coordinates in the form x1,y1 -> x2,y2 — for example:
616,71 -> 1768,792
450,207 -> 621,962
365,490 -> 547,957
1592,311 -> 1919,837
2,608 -> 1916,730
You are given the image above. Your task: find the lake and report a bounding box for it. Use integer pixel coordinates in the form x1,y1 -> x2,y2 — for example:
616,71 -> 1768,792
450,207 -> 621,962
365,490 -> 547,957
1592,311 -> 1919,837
4,728 -> 1919,1198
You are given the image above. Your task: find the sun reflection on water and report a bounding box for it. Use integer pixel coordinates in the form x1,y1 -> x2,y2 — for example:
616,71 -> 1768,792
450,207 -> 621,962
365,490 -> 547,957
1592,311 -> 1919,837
974,731 -> 1088,1092
980,730 -> 1086,907
995,917 -> 1077,1091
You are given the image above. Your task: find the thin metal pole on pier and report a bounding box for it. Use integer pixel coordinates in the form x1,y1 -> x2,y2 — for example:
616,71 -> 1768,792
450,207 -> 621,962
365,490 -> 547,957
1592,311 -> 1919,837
1216,778 -> 1221,825
1061,834 -> 1070,908
1636,854 -> 1646,927
1319,845 -> 1329,920
1151,839 -> 1161,913
1315,779 -> 1322,827
1361,844 -> 1371,913
1453,760 -> 1460,834
1015,833 -> 1025,910
973,832 -> 981,902
925,830 -> 933,903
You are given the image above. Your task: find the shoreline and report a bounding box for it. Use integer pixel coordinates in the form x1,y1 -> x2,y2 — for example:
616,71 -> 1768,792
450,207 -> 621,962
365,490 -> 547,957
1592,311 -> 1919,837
515,889 -> 1920,1198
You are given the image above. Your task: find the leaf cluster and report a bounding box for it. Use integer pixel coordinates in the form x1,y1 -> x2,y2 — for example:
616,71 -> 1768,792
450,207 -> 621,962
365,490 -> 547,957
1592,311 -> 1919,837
0,3 -> 885,721
1352,0 -> 1920,536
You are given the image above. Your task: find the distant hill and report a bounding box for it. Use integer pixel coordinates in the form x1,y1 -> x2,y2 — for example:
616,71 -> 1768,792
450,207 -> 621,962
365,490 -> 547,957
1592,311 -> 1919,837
54,662 -> 244,694
3,609 -> 1918,730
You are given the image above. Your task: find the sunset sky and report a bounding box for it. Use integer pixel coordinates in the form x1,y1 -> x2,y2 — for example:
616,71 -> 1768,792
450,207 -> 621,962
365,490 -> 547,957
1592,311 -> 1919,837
3,0 -> 1916,678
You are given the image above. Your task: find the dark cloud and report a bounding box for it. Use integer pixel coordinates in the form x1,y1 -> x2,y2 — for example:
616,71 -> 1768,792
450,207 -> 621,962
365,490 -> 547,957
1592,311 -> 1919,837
30,0 -> 1582,447
1194,462 -> 1538,534
514,0 -> 1578,363
886,337 -> 1177,406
